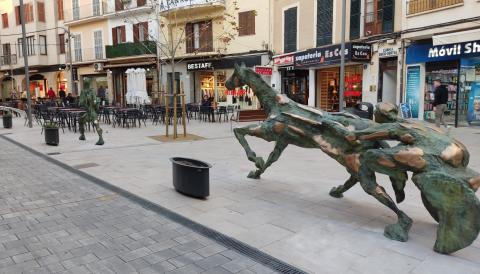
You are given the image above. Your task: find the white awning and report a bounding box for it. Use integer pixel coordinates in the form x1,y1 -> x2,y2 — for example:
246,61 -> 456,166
433,29 -> 480,46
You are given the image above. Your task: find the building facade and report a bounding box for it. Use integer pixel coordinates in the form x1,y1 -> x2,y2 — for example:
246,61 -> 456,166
401,0 -> 480,127
159,0 -> 271,108
0,0 -> 68,102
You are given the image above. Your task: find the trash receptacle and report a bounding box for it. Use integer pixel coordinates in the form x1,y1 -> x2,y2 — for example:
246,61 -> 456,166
345,102 -> 374,120
170,157 -> 212,199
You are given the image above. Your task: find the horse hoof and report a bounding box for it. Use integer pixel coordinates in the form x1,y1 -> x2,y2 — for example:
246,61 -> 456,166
96,141 -> 104,146
79,136 -> 85,141
383,214 -> 412,242
329,187 -> 344,198
247,171 -> 260,179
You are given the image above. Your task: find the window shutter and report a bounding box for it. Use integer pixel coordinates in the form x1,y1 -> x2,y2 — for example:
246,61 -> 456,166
38,2 -> 45,22
1,13 -> 8,28
137,0 -> 146,7
283,7 -> 297,53
382,0 -> 394,33
238,12 -> 246,36
185,23 -> 194,53
120,26 -> 126,43
143,22 -> 149,41
133,23 -> 139,42
349,0 -> 360,39
115,0 -> 123,11
59,33 -> 65,54
248,11 -> 255,35
316,0 -> 333,47
15,6 -> 20,25
200,21 -> 213,52
57,0 -> 64,20
112,27 -> 118,45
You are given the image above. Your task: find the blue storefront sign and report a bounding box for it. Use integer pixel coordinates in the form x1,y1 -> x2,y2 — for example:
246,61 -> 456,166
405,66 -> 421,118
406,40 -> 480,64
467,83 -> 480,123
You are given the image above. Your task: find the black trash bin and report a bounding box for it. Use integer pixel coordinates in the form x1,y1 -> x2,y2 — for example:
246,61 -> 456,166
345,102 -> 374,120
170,157 -> 212,199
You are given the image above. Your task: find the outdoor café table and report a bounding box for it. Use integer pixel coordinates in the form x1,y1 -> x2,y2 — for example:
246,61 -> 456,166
59,109 -> 85,132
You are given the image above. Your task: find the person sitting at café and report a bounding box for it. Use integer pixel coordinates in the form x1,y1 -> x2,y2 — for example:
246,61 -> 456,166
47,87 -> 56,100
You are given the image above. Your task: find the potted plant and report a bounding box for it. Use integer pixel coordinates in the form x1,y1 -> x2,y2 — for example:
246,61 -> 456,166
44,122 -> 60,146
2,111 -> 12,129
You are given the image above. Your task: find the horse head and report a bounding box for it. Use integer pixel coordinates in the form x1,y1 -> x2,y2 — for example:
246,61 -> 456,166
225,64 -> 248,90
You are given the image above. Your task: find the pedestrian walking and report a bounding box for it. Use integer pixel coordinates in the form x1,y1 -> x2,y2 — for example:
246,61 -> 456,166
433,79 -> 449,128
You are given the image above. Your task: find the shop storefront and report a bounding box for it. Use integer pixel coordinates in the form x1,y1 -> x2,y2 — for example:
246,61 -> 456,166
405,39 -> 480,126
294,43 -> 371,111
273,53 -> 310,105
186,54 -> 265,110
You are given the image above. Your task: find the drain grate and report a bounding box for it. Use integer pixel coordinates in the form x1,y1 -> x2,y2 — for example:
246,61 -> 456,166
72,163 -> 99,169
47,152 -> 61,155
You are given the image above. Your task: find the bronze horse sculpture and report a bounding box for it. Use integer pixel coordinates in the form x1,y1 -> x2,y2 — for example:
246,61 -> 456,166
225,65 -> 480,254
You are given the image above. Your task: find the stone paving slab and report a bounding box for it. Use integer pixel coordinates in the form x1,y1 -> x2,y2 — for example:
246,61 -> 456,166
0,137 -> 289,274
2,118 -> 480,273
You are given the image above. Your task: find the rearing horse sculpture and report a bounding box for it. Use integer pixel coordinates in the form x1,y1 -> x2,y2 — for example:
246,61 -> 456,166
225,65 -> 480,254
225,65 -> 412,243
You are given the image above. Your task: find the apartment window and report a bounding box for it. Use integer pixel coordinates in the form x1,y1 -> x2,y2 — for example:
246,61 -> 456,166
72,0 -> 79,20
137,0 -> 146,7
112,26 -> 126,45
58,33 -> 66,54
38,2 -> 45,22
350,0 -> 361,39
283,7 -> 297,53
94,30 -> 103,59
17,36 -> 35,57
364,0 -> 394,36
133,22 -> 149,42
15,3 -> 34,25
2,44 -> 11,65
238,10 -> 255,36
2,13 -> 8,28
39,35 -> 47,55
115,0 -> 124,11
317,0 -> 333,46
57,0 -> 64,20
185,21 -> 213,53
93,0 -> 100,16
73,34 -> 82,61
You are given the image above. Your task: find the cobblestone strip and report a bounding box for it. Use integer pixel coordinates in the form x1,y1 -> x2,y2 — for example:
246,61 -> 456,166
0,136 -> 305,274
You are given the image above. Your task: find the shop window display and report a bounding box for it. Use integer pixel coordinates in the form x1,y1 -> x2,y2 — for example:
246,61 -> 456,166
317,65 -> 363,111
460,57 -> 480,126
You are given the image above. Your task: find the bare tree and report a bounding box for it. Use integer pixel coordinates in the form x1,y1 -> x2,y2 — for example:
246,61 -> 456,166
116,0 -> 240,138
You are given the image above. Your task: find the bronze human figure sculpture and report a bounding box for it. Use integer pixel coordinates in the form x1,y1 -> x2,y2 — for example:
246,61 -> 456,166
225,65 -> 480,254
78,89 -> 104,145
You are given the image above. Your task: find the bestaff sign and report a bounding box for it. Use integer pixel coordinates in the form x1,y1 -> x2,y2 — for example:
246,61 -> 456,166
187,62 -> 213,71
255,66 -> 273,76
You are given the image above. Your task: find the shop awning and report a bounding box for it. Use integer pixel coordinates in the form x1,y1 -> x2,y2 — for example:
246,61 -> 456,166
433,29 -> 480,46
104,61 -> 155,69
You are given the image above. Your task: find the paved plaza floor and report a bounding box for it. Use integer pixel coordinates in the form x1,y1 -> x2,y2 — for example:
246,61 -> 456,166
1,117 -> 480,273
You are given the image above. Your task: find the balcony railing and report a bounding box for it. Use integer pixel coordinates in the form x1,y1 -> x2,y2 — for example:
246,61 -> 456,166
105,41 -> 157,59
159,0 -> 225,13
64,1 -> 109,23
0,54 -> 17,66
72,48 -> 105,63
407,0 -> 463,15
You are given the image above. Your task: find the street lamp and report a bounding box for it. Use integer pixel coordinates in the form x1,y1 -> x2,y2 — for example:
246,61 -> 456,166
339,0 -> 347,111
19,0 -> 33,128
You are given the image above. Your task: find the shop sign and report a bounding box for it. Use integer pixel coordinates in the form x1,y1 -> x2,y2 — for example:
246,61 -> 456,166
187,62 -> 213,71
254,66 -> 273,76
406,40 -> 480,64
294,43 -> 371,68
159,0 -> 224,12
225,89 -> 247,96
405,66 -> 421,118
273,54 -> 294,66
378,47 -> 398,58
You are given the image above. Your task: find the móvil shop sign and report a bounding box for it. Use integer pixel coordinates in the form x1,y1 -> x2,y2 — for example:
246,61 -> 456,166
294,43 -> 371,68
406,40 -> 480,64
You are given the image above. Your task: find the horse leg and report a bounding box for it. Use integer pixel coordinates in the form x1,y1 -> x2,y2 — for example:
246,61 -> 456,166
94,120 -> 104,146
79,115 -> 86,141
329,175 -> 358,198
359,149 -> 412,242
249,141 -> 288,179
233,124 -> 270,179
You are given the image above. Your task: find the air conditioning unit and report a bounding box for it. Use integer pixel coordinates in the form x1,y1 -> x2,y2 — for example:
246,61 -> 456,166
94,63 -> 104,72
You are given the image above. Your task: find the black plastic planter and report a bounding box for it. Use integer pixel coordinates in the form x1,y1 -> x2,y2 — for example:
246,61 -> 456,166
170,157 -> 212,199
2,116 -> 12,128
44,127 -> 59,146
